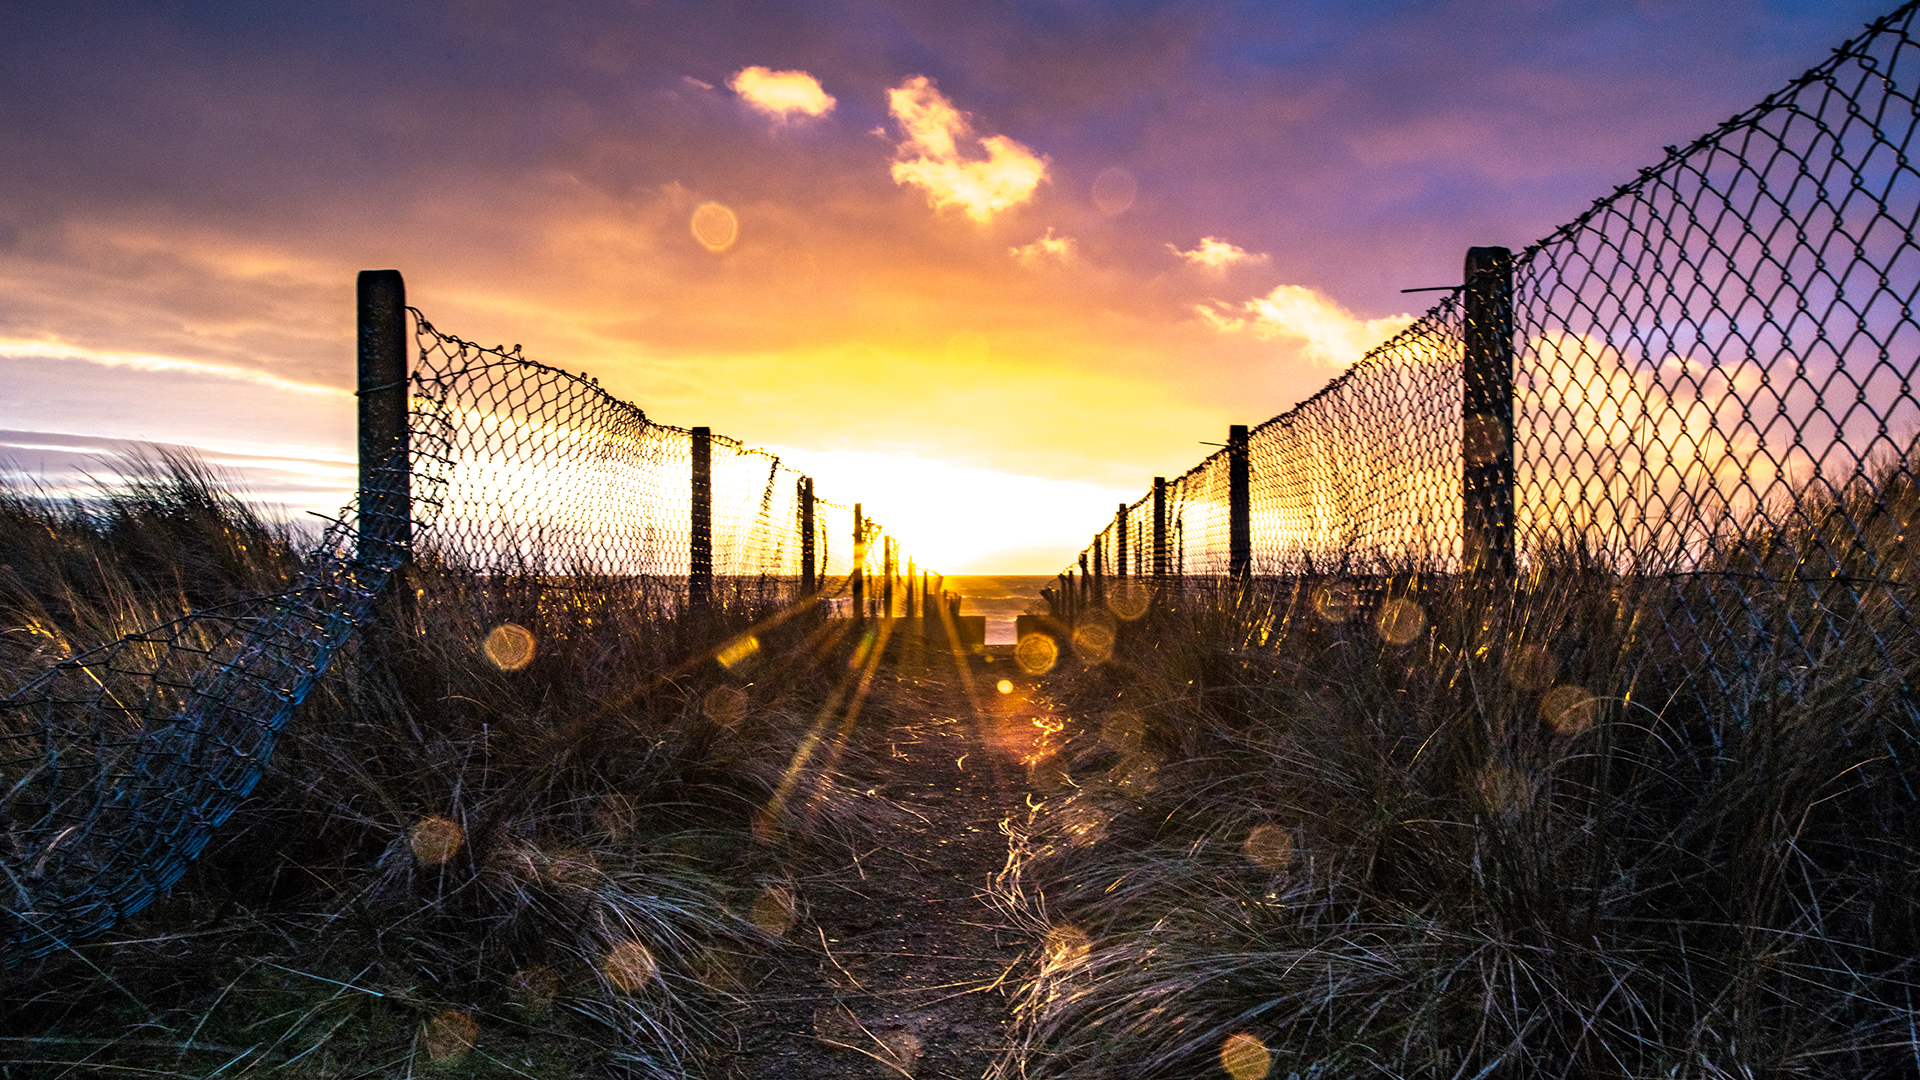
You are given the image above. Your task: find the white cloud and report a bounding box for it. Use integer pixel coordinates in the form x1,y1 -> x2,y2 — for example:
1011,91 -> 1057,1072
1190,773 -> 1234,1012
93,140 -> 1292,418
1168,236 -> 1267,271
887,76 -> 1048,222
728,66 -> 835,121
1198,285 -> 1413,368
1011,227 -> 1076,268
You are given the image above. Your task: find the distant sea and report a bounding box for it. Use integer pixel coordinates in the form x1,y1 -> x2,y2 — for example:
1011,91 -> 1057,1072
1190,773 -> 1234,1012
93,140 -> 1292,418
939,575 -> 1054,644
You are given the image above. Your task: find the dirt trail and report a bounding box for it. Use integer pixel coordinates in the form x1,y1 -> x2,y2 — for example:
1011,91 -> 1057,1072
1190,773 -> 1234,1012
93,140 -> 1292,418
713,643 -> 1041,1080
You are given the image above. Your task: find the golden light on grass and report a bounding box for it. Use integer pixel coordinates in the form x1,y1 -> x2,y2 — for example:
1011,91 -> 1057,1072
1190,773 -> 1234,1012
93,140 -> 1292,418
878,1028 -> 925,1073
1219,1032 -> 1273,1080
996,678 -> 1014,694
1242,823 -> 1294,871
1015,631 -> 1059,674
690,201 -> 739,252
751,884 -> 798,936
1106,579 -> 1151,620
1373,597 -> 1426,645
408,815 -> 464,866
1028,754 -> 1070,792
703,685 -> 748,724
422,1008 -> 478,1064
1542,684 -> 1597,736
601,939 -> 658,994
1109,751 -> 1159,795
716,634 -> 759,669
1041,924 -> 1091,971
482,622 -> 536,671
1071,613 -> 1116,664
1311,583 -> 1356,623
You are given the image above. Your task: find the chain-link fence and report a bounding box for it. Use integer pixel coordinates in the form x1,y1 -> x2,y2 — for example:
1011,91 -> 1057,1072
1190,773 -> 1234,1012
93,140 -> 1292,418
0,299 -> 910,965
1059,1 -> 1920,713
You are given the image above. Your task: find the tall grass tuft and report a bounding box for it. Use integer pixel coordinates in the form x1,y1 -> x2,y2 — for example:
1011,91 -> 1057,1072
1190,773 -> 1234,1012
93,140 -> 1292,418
994,454 -> 1920,1078
0,453 -> 889,1077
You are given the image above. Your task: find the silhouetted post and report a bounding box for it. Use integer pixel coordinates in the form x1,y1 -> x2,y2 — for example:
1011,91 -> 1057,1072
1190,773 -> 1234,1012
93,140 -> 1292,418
1463,246 -> 1516,580
1153,477 -> 1168,579
922,571 -> 931,624
1092,531 -> 1104,600
852,504 -> 865,621
1116,503 -> 1129,579
799,477 -> 815,594
883,536 -> 895,617
358,270 -> 410,569
1079,552 -> 1090,606
690,427 -> 712,612
1229,424 -> 1251,582
905,557 -> 915,618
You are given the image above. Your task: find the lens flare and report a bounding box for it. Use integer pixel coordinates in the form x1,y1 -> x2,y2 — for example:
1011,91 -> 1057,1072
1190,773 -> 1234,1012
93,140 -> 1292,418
691,201 -> 739,251
1101,710 -> 1146,753
1373,598 -> 1426,645
1109,751 -> 1159,795
482,622 -> 536,671
1242,823 -> 1294,870
1042,924 -> 1091,971
1015,632 -> 1059,674
703,685 -> 748,724
996,678 -> 1014,694
1071,615 -> 1116,664
408,815 -> 464,866
751,884 -> 798,936
1091,166 -> 1138,216
1311,583 -> 1356,623
1220,1032 -> 1273,1080
1463,412 -> 1508,466
1542,684 -> 1597,736
1106,579 -> 1151,620
1505,643 -> 1556,690
717,634 -> 759,669
1479,764 -> 1534,818
602,939 -> 658,994
423,1008 -> 478,1064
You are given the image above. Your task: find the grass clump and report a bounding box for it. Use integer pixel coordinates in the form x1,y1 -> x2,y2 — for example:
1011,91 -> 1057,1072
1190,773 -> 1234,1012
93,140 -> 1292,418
995,466 -> 1920,1077
0,454 -> 892,1077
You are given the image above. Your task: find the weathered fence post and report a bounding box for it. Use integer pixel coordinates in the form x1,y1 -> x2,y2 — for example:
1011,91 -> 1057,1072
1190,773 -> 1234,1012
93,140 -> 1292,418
1116,503 -> 1128,579
1078,552 -> 1090,607
852,503 -> 865,620
883,536 -> 895,617
357,270 -> 410,569
1153,477 -> 1168,579
690,427 -> 712,612
799,477 -> 815,595
1463,246 -> 1516,580
905,557 -> 916,618
1092,531 -> 1104,600
1229,424 -> 1250,582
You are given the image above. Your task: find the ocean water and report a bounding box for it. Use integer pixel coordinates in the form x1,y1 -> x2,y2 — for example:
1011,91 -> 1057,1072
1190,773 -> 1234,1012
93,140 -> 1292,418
938,575 -> 1054,644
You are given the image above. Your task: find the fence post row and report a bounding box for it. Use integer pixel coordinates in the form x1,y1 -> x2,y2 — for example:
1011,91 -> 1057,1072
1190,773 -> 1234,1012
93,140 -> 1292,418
852,503 -> 865,619
1152,477 -> 1168,579
1462,246 -> 1516,580
1228,424 -> 1250,581
357,270 -> 410,569
689,426 -> 712,611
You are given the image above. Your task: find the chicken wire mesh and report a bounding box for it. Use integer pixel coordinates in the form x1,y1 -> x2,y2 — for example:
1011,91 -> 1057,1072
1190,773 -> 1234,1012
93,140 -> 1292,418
1060,3 -> 1920,725
0,308 -> 898,964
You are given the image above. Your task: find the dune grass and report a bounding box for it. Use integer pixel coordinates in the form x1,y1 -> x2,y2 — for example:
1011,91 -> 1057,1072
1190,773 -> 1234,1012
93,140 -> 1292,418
0,455 -> 894,1077
993,458 -> 1920,1078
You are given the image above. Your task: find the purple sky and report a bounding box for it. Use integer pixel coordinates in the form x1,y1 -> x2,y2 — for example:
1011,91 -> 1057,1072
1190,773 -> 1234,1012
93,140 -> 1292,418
0,0 -> 1895,570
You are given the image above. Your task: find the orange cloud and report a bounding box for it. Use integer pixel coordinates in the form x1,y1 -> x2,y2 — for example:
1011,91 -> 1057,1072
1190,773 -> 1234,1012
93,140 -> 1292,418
728,66 -> 835,120
1198,284 -> 1412,368
887,76 -> 1048,222
1011,227 -> 1076,268
1169,236 -> 1266,271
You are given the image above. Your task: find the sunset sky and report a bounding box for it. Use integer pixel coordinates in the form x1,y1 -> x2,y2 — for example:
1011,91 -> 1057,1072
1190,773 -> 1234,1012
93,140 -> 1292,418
0,0 -> 1893,572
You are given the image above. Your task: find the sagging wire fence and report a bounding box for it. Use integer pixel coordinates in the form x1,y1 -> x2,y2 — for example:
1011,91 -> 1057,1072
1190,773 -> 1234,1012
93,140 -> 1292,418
0,271 -> 928,965
1053,1 -> 1920,740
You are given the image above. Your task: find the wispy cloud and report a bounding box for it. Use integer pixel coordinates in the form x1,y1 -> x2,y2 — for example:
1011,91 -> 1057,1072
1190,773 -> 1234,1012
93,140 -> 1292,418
887,76 -> 1048,222
0,337 -> 349,397
1011,227 -> 1076,268
728,66 -> 835,121
1197,285 -> 1412,368
1169,236 -> 1266,272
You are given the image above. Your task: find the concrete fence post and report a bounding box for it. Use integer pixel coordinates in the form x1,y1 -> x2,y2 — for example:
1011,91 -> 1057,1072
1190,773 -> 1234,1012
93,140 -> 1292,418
1229,424 -> 1251,581
357,270 -> 410,568
1463,246 -> 1516,580
690,426 -> 712,612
